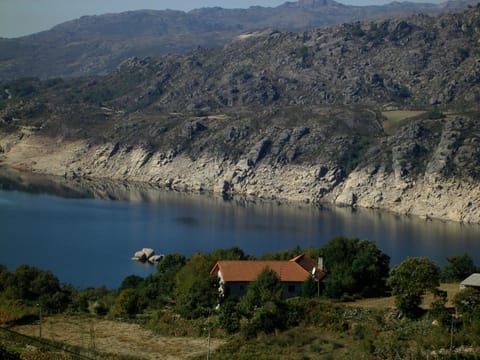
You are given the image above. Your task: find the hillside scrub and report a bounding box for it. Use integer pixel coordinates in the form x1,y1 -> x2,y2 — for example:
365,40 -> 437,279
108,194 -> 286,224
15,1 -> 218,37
1,243 -> 480,358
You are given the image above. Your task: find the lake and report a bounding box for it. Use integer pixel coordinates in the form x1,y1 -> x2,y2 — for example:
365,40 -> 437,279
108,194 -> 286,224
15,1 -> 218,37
0,172 -> 479,288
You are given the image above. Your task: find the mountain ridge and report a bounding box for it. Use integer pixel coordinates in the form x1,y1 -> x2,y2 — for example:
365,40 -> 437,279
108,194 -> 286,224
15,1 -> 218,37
1,7 -> 480,223
0,0 -> 478,80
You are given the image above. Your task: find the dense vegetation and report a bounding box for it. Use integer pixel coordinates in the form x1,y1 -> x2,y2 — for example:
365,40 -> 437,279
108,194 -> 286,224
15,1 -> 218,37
1,238 -> 479,359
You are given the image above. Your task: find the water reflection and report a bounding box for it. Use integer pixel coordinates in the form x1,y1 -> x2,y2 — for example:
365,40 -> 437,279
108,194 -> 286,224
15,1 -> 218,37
0,167 -> 479,288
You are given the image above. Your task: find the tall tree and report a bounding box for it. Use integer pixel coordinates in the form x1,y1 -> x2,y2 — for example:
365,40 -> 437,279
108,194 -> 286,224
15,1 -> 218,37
441,254 -> 477,282
387,257 -> 440,318
174,253 -> 217,318
239,267 -> 283,316
319,237 -> 390,298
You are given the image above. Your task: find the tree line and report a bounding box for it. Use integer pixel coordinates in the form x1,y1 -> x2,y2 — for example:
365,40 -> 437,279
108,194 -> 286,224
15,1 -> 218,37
0,237 -> 479,339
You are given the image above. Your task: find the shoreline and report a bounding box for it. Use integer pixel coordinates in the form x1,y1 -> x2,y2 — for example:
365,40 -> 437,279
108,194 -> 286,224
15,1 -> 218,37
0,132 -> 479,225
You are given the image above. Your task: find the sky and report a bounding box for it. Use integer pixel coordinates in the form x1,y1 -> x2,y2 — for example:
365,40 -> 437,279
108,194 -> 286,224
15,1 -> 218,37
0,0 -> 444,38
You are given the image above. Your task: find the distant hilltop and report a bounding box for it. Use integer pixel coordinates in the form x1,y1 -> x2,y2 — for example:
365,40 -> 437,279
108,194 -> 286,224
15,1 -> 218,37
0,0 -> 478,80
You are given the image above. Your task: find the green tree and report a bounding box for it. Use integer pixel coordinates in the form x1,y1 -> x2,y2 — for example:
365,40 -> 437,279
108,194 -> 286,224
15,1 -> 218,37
300,274 -> 318,298
453,287 -> 480,315
209,247 -> 246,263
113,289 -> 140,318
239,267 -> 283,316
319,237 -> 390,299
75,286 -> 115,315
453,288 -> 480,341
261,246 -> 303,260
137,253 -> 186,308
174,253 -> 217,318
237,268 -> 287,338
0,265 -> 11,293
387,257 -> 440,318
441,254 -> 477,282
2,264 -> 69,313
153,253 -> 186,295
218,296 -> 241,334
240,301 -> 287,338
119,275 -> 144,291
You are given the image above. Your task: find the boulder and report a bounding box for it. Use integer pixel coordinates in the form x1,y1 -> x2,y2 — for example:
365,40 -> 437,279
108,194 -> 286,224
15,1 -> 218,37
142,248 -> 155,259
132,251 -> 147,262
148,254 -> 164,263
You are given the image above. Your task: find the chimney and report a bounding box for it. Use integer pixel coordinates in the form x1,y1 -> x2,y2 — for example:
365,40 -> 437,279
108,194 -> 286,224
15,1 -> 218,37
318,257 -> 324,272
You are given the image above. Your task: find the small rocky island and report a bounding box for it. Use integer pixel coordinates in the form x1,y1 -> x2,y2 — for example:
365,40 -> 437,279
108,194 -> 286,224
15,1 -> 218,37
132,248 -> 164,264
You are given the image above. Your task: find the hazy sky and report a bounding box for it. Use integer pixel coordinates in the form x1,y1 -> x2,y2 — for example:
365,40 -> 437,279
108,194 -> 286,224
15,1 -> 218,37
0,0 -> 444,38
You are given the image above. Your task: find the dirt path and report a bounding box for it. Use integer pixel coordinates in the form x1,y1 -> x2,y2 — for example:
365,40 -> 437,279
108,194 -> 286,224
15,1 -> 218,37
12,315 -> 224,359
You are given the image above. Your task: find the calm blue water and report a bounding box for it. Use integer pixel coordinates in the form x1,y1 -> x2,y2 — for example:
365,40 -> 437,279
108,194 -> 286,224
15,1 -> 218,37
1,187 -> 479,288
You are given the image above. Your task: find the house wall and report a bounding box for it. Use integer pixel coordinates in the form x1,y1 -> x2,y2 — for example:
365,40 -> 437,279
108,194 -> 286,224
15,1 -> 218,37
224,282 -> 250,298
281,282 -> 302,299
223,281 -> 303,299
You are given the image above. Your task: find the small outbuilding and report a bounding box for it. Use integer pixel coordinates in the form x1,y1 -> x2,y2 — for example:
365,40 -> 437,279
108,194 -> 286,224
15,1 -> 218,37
460,273 -> 480,290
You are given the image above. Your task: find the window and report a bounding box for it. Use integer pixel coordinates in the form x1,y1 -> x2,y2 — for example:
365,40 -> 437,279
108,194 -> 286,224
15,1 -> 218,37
288,285 -> 296,293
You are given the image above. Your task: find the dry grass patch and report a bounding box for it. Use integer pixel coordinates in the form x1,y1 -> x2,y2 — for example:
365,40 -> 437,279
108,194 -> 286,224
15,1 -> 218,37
205,114 -> 230,120
345,283 -> 461,310
423,282 -> 461,308
12,315 -> 225,360
382,110 -> 425,135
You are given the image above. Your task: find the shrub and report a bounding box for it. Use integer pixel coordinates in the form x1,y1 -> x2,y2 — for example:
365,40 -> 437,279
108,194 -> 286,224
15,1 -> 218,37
218,297 -> 241,334
240,301 -> 287,338
113,289 -> 140,318
453,287 -> 480,315
387,257 -> 440,318
239,267 -> 283,316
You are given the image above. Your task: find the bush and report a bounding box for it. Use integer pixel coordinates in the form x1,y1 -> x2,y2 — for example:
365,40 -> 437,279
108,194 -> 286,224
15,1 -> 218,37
387,257 -> 440,318
239,267 -> 283,316
300,275 -> 318,298
0,345 -> 20,360
113,289 -> 141,318
453,287 -> 480,315
240,301 -> 287,338
0,265 -> 71,314
218,297 -> 241,334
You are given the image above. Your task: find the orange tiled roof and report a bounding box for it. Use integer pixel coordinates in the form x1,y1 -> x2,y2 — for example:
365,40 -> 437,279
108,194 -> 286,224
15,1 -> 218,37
211,261 -> 308,282
210,254 -> 325,283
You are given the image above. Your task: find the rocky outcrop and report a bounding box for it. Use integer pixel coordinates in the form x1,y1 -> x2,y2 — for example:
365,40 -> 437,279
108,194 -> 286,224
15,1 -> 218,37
1,112 -> 479,224
132,248 -> 164,263
1,9 -> 480,223
0,0 -> 476,80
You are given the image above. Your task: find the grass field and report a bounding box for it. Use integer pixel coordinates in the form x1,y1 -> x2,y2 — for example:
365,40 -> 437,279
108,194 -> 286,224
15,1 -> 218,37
11,315 -> 224,360
345,283 -> 461,309
382,110 -> 426,135
6,284 -> 464,359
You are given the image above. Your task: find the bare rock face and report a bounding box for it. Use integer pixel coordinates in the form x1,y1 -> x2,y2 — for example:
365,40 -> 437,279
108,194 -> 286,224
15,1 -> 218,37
142,248 -> 155,259
0,0 -> 476,81
132,251 -> 147,262
2,111 -> 479,223
1,8 -> 480,223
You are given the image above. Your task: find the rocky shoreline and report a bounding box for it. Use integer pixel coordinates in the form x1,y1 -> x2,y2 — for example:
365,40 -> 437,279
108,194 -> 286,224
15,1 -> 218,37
1,130 -> 479,224
1,8 -> 480,224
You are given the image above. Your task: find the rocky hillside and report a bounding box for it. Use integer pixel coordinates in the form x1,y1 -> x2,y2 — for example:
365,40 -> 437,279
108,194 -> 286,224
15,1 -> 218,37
1,7 -> 480,223
0,0 -> 478,80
